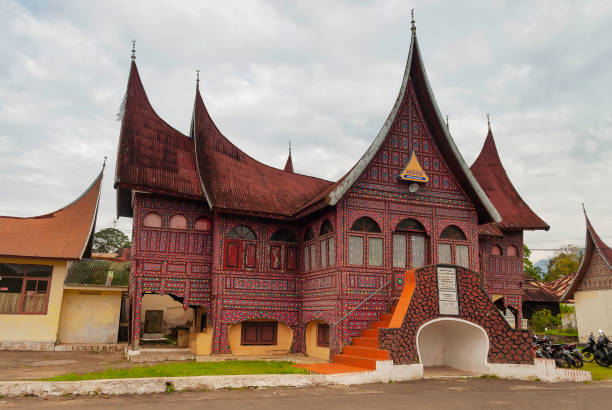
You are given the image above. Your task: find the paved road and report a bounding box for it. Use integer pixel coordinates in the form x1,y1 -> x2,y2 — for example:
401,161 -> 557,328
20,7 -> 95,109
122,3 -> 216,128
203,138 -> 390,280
2,379 -> 612,409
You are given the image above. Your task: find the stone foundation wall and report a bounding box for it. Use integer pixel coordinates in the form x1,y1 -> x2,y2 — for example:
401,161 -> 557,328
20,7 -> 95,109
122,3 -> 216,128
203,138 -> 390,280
379,265 -> 533,365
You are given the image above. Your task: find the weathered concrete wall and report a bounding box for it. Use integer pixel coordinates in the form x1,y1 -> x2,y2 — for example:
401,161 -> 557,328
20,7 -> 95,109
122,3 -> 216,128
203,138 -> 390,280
228,320 -> 293,355
58,289 -> 122,344
574,289 -> 612,343
305,320 -> 330,361
189,328 -> 213,355
141,294 -> 193,335
0,257 -> 68,347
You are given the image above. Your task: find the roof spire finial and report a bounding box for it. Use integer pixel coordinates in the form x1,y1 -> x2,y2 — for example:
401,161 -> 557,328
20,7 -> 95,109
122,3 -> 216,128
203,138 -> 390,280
131,40 -> 136,61
196,69 -> 200,89
445,114 -> 449,130
411,8 -> 416,32
289,140 -> 292,155
582,202 -> 587,216
103,156 -> 107,170
486,113 -> 491,131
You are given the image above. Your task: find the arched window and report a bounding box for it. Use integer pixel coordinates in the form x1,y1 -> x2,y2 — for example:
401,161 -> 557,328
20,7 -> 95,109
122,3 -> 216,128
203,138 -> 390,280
350,217 -> 381,233
169,214 -> 188,230
270,228 -> 297,242
304,228 -> 314,242
393,219 -> 428,269
195,217 -> 211,231
349,217 -> 383,267
225,225 -> 257,270
507,245 -> 518,257
319,219 -> 335,269
143,212 -> 162,228
320,220 -> 334,235
491,245 -> 502,256
228,225 -> 257,240
440,225 -> 467,240
438,225 -> 469,268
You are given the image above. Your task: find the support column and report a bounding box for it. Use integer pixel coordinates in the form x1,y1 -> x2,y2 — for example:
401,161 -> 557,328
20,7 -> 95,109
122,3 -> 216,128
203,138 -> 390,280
131,278 -> 143,350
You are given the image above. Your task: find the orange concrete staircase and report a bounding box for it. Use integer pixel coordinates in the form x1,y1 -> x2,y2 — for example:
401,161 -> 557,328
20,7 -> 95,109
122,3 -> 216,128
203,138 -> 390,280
297,269 -> 416,375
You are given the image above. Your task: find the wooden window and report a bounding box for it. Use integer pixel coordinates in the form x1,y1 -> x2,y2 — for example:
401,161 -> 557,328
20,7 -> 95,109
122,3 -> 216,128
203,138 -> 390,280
169,214 -> 187,229
304,246 -> 310,271
349,217 -> 382,266
491,245 -> 502,256
270,228 -> 297,242
0,264 -> 52,315
456,245 -> 469,268
143,212 -> 162,228
225,240 -> 240,268
507,245 -> 518,257
438,243 -> 452,264
320,219 -> 333,235
440,225 -> 467,240
287,247 -> 297,270
348,236 -> 364,265
270,246 -> 282,270
241,321 -> 277,345
228,225 -> 257,240
320,239 -> 328,268
244,243 -> 257,268
350,217 -> 381,233
310,243 -> 316,270
317,323 -> 330,347
195,217 -> 211,231
328,237 -> 335,266
393,219 -> 427,269
368,237 -> 383,266
304,228 -> 314,242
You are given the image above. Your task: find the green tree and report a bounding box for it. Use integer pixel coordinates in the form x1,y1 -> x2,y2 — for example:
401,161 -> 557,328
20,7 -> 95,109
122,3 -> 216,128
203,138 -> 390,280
523,244 -> 543,280
529,309 -> 561,332
93,228 -> 131,253
543,244 -> 583,282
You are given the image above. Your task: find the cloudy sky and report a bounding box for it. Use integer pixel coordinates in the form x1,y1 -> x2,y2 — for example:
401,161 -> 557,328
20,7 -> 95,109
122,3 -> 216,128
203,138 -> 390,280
1,0 -> 611,263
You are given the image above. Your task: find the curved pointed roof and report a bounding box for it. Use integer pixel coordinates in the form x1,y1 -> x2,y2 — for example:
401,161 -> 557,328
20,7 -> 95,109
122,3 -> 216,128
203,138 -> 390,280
191,87 -> 332,217
114,61 -> 204,210
0,170 -> 103,260
284,152 -> 294,173
471,129 -> 549,231
562,212 -> 612,299
299,29 -> 501,224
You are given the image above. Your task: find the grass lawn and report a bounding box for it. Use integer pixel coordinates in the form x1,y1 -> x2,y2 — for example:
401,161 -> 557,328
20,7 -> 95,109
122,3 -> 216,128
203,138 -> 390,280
533,329 -> 578,337
43,360 -> 309,381
582,361 -> 612,381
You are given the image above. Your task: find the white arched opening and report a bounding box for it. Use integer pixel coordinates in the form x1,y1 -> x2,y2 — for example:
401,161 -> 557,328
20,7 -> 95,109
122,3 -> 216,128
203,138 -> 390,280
416,318 -> 489,374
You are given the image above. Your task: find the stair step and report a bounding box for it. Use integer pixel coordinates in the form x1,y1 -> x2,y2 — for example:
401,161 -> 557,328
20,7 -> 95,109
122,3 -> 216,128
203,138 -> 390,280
352,337 -> 379,348
380,313 -> 394,322
342,345 -> 389,360
332,354 -> 377,370
370,320 -> 390,329
362,328 -> 379,338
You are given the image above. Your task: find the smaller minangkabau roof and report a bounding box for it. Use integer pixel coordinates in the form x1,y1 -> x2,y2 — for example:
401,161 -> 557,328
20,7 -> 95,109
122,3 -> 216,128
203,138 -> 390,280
562,212 -> 612,300
478,222 -> 504,237
0,170 -> 102,260
65,259 -> 130,288
471,129 -> 549,231
524,273 -> 575,303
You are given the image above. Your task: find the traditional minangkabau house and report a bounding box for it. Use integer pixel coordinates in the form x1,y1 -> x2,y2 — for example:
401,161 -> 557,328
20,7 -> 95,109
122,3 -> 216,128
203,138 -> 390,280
470,127 -> 550,327
561,211 -> 612,342
114,19 -> 548,360
0,171 -> 102,350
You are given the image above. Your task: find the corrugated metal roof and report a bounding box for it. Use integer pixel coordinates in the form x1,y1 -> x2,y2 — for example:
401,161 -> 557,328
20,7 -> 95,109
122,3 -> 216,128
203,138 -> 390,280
471,130 -> 549,231
478,222 -> 504,237
523,273 -> 575,302
0,172 -> 102,260
65,259 -> 130,288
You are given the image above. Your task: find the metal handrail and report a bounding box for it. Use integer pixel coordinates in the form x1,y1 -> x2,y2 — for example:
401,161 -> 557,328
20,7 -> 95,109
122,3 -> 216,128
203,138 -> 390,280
330,277 -> 392,328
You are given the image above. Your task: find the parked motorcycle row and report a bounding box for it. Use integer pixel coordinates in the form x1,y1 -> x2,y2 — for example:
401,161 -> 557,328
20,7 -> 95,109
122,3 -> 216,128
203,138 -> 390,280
581,330 -> 612,367
533,334 -> 584,368
533,329 -> 612,368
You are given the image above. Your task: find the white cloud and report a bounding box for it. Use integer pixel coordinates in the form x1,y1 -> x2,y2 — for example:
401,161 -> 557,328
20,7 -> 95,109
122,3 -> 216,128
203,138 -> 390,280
1,0 -> 611,261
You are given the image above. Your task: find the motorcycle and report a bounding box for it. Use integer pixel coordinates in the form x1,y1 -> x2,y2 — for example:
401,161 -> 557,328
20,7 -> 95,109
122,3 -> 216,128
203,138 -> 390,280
581,332 -> 597,362
594,330 -> 612,367
533,334 -> 571,368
